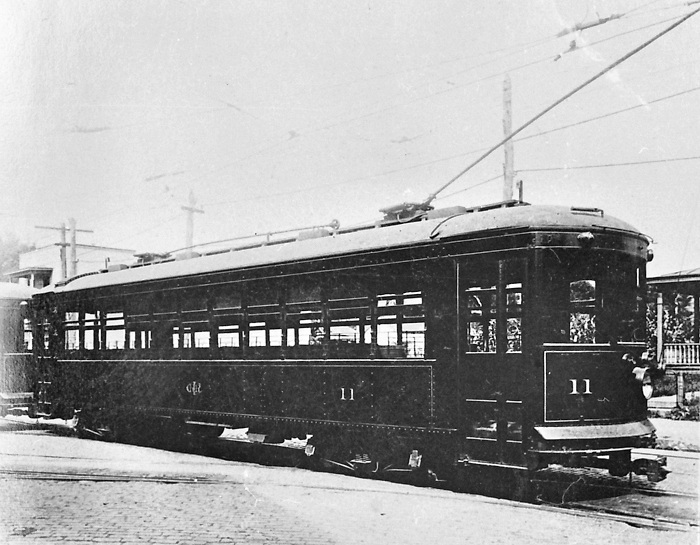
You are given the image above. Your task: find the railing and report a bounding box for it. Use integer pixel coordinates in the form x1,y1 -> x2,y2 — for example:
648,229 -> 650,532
663,343 -> 700,371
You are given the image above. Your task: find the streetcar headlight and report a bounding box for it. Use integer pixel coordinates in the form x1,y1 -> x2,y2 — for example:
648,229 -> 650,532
632,365 -> 654,399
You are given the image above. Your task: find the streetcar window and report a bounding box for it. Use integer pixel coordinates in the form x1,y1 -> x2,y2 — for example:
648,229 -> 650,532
173,325 -> 201,349
105,311 -> 125,350
249,324 -> 266,347
84,312 -> 98,350
217,324 -> 240,347
40,317 -> 50,350
195,331 -> 210,348
295,321 -> 324,346
23,319 -> 32,351
328,294 -> 371,357
376,291 -> 425,358
403,321 -> 425,358
175,325 -> 211,349
618,267 -> 647,342
185,330 -> 210,349
466,320 -> 496,353
125,296 -> 151,352
129,329 -> 151,350
287,280 -> 324,352
246,283 -> 283,352
506,283 -> 522,352
177,290 -> 211,352
213,288 -> 243,350
248,317 -> 283,348
540,251 -> 645,345
570,280 -> 596,343
63,311 -> 79,351
464,285 -> 496,353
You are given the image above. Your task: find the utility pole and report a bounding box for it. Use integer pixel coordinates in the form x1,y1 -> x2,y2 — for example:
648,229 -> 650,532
502,74 -> 514,201
38,220 -> 93,281
68,218 -> 93,278
181,190 -> 204,251
36,222 -> 68,281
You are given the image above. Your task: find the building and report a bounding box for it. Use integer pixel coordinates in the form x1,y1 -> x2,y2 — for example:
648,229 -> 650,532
648,267 -> 700,408
5,243 -> 135,289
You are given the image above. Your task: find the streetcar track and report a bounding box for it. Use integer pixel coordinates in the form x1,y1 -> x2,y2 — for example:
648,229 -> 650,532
531,476 -> 697,500
541,501 -> 698,532
1,465 -> 696,532
0,468 -> 215,485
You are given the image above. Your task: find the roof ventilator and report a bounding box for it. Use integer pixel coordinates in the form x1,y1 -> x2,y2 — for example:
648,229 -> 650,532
571,206 -> 604,217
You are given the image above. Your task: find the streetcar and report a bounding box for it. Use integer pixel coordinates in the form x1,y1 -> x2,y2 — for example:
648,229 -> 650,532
29,200 -> 666,496
0,282 -> 37,415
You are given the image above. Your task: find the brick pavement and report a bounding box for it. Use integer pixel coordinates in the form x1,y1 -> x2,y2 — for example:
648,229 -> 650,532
0,478 -> 334,544
0,431 -> 697,545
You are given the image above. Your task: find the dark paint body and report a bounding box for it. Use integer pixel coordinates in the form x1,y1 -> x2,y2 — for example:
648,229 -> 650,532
31,204 -> 657,485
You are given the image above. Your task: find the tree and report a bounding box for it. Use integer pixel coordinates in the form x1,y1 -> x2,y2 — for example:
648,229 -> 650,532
0,234 -> 35,278
646,288 -> 695,350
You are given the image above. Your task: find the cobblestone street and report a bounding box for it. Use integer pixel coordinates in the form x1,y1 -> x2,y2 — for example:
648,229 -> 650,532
0,430 -> 697,545
1,478 -> 336,544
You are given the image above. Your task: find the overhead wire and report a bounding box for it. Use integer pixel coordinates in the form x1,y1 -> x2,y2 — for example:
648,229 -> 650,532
437,174 -> 504,201
192,82 -> 700,210
172,10 -> 693,202
515,85 -> 700,143
295,7 -> 688,138
94,213 -> 182,253
64,6 -> 700,250
423,7 -> 700,205
84,49 -> 700,242
519,155 -> 700,172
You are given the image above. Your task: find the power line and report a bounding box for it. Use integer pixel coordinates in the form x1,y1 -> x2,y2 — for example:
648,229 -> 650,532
435,155 -> 700,203
516,85 -> 700,142
519,155 -> 700,172
96,213 -> 182,252
199,83 -> 699,210
423,7 -> 700,205
438,174 -> 504,201
80,78 -> 699,226
175,12 -> 693,201
311,11 -> 690,138
114,9 -> 693,220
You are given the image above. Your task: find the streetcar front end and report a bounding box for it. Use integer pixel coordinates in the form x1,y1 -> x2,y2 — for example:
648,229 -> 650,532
526,220 -> 666,480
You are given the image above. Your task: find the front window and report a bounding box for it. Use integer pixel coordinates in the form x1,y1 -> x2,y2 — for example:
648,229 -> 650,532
540,251 -> 645,344
570,279 -> 596,343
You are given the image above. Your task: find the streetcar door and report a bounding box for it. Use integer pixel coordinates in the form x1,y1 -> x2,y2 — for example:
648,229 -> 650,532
458,258 -> 525,465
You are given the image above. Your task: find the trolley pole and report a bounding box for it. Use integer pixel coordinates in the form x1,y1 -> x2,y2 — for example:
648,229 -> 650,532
181,190 -> 204,251
502,74 -> 514,201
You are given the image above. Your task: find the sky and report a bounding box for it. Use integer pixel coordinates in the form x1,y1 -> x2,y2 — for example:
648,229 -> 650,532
0,0 -> 698,277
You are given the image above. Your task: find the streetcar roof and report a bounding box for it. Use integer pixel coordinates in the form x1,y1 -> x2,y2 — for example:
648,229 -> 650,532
0,282 -> 38,301
45,204 -> 644,294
